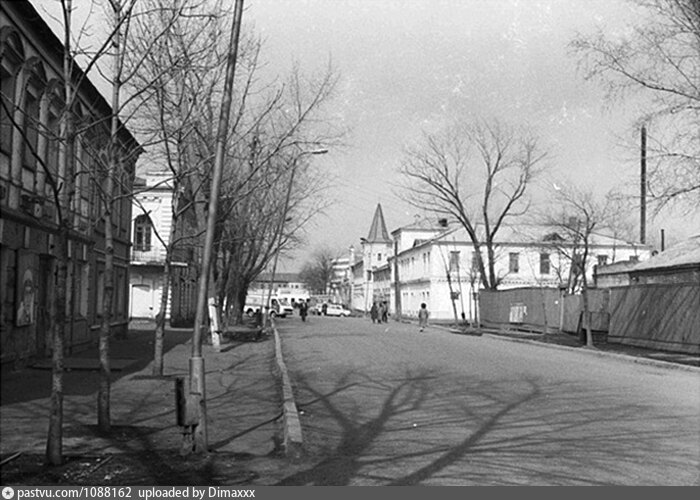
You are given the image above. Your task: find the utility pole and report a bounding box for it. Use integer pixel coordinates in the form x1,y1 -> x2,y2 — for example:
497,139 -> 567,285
640,125 -> 647,245
186,0 -> 244,455
393,239 -> 401,320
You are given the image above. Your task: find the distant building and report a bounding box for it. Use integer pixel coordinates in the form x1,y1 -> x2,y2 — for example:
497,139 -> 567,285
129,171 -> 183,319
251,272 -> 310,306
350,203 -> 393,312
1,1 -> 141,367
348,207 -> 652,322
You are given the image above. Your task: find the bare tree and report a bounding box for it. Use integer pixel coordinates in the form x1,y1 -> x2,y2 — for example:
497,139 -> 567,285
299,247 -> 338,295
399,118 -> 547,290
124,0 -> 230,372
541,185 -> 622,348
571,0 -> 700,209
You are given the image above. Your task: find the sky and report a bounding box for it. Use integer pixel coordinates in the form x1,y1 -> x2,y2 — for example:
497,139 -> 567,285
240,0 -> 700,270
33,0 -> 700,271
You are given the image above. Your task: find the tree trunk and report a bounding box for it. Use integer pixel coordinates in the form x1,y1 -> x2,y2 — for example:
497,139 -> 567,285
98,0 -> 124,432
46,227 -> 68,465
47,11 -> 76,459
153,246 -> 173,376
582,275 -> 594,347
99,206 -> 114,432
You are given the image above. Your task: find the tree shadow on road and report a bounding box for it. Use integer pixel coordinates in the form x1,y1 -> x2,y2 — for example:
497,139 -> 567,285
276,369 -> 699,486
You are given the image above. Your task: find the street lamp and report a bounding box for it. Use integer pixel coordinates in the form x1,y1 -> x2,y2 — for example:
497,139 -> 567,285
264,148 -> 328,327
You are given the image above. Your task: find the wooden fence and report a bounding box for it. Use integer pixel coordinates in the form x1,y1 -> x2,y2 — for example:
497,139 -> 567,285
479,288 -> 610,336
608,284 -> 700,354
480,283 -> 698,353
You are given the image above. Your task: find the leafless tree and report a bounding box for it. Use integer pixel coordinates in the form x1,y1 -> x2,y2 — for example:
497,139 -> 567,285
571,0 -> 700,210
541,185 -> 623,348
126,0 -> 341,337
399,118 -> 547,290
124,0 -> 230,374
299,246 -> 339,295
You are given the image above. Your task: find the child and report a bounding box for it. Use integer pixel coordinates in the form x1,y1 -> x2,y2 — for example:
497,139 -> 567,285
418,303 -> 429,332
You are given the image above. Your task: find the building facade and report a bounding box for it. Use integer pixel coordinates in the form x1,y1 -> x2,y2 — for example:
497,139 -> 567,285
1,1 -> 140,367
349,208 -> 651,322
129,171 -> 178,319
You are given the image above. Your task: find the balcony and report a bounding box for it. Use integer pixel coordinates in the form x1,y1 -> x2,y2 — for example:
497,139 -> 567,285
131,246 -> 167,265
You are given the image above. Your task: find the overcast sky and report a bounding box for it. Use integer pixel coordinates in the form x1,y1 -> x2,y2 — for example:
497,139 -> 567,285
34,0 -> 700,269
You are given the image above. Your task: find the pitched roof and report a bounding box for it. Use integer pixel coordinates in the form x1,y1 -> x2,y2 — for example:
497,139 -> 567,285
366,203 -> 391,243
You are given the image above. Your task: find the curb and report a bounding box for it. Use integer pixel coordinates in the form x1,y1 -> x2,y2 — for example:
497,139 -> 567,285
272,323 -> 304,460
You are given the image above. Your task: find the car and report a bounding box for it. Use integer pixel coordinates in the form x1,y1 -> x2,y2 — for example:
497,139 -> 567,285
325,304 -> 351,317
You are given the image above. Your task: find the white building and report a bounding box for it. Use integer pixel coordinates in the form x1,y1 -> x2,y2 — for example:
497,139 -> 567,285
350,211 -> 652,322
129,171 -> 177,319
349,204 -> 393,312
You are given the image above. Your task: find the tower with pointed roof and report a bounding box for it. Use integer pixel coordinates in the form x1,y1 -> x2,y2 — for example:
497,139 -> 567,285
352,204 -> 394,311
363,203 -> 393,269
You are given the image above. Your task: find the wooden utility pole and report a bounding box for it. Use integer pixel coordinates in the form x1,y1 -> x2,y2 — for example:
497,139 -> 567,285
186,0 -> 245,455
640,125 -> 647,245
393,239 -> 401,320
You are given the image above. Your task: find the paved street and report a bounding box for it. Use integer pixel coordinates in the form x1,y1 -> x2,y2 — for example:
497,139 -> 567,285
275,316 -> 700,486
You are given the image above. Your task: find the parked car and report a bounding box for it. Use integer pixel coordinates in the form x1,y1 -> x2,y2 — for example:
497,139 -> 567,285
310,302 -> 325,315
325,304 -> 351,317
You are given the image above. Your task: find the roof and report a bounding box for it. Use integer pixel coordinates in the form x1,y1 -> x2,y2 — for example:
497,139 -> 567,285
630,235 -> 700,272
255,272 -> 302,283
595,259 -> 642,276
366,203 -> 391,243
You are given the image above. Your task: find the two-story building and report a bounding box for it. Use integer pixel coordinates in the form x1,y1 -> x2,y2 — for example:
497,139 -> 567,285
348,206 -> 651,322
1,1 -> 141,367
129,171 -> 179,319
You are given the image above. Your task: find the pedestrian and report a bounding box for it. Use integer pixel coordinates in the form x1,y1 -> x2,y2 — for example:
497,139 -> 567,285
370,302 -> 378,323
322,302 -> 328,316
377,301 -> 386,323
418,302 -> 429,332
381,301 -> 389,323
300,300 -> 308,322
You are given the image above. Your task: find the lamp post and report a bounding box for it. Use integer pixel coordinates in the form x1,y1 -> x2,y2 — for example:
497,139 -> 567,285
264,148 -> 328,327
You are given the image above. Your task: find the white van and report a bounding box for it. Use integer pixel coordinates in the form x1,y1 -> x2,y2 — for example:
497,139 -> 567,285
244,294 -> 290,318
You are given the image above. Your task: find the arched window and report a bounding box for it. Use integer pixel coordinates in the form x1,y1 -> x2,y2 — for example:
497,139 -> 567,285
134,214 -> 153,251
0,28 -> 24,154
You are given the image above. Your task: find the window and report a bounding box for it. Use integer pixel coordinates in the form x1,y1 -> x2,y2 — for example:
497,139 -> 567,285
540,252 -> 550,275
471,251 -> 480,270
629,255 -> 639,263
449,251 -> 460,273
1,66 -> 15,153
597,254 -> 609,266
134,214 -> 152,251
509,252 -> 520,274
377,253 -> 382,262
22,89 -> 39,170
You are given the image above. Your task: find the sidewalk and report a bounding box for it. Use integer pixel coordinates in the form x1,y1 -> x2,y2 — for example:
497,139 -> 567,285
443,324 -> 700,369
0,323 -> 299,485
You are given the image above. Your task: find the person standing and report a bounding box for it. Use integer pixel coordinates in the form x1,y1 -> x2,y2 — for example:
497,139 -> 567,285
418,302 -> 429,332
370,302 -> 378,323
377,301 -> 385,323
381,301 -> 389,323
300,300 -> 308,322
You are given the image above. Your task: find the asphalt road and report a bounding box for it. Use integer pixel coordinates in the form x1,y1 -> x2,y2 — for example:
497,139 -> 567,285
275,315 -> 700,486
